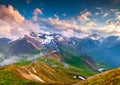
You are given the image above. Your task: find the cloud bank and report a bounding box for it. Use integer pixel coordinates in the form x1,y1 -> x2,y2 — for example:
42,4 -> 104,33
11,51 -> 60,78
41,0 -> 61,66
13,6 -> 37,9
0,5 -> 40,39
0,5 -> 120,39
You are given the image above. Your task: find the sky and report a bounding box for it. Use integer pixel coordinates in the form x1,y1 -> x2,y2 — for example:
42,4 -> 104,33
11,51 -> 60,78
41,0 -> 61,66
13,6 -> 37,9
0,0 -> 120,39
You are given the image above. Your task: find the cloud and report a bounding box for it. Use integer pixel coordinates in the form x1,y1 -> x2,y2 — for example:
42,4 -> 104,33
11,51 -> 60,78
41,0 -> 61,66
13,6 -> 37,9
106,19 -> 114,25
0,5 -> 120,39
86,21 -> 96,27
0,5 -> 24,23
39,11 -> 120,38
116,21 -> 120,26
39,15 -> 89,38
60,30 -> 88,38
0,56 -> 20,66
78,11 -> 91,22
40,16 -> 86,32
0,5 -> 40,39
116,12 -> 120,20
33,8 -> 43,21
95,12 -> 100,16
103,13 -> 109,17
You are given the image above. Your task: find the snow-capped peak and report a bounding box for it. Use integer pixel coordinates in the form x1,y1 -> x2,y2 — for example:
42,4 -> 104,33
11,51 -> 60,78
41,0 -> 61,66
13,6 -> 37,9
88,34 -> 104,44
41,35 -> 54,44
89,34 -> 102,40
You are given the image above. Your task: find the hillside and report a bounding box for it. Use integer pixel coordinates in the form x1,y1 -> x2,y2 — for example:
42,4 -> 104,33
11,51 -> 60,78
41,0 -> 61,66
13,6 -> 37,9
6,38 -> 37,55
76,68 -> 120,85
0,51 -> 102,85
0,60 -> 78,85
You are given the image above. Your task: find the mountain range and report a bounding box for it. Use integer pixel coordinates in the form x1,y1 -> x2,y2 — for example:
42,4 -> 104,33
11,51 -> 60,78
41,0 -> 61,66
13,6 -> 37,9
1,32 -> 120,68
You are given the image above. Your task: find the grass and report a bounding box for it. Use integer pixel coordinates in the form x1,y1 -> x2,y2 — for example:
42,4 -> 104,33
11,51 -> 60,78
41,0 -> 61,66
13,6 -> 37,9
0,66 -> 41,85
0,51 -> 104,85
14,59 -> 31,66
61,53 -> 100,77
97,62 -> 111,71
79,68 -> 120,85
0,58 -> 81,85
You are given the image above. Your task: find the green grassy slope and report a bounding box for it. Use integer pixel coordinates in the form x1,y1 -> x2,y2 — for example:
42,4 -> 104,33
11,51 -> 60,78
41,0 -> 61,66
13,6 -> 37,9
78,68 -> 120,85
0,59 -> 81,85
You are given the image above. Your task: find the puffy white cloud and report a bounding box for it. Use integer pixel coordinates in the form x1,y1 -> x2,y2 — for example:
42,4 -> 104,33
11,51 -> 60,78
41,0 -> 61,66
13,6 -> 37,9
0,5 -> 40,39
78,11 -> 91,22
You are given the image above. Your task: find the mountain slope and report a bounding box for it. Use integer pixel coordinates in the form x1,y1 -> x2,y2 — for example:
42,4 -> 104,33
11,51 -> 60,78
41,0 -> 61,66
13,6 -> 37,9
0,51 -> 102,85
6,38 -> 37,55
0,60 -> 80,85
3,33 -> 120,68
43,52 -> 99,77
77,68 -> 120,85
0,38 -> 11,53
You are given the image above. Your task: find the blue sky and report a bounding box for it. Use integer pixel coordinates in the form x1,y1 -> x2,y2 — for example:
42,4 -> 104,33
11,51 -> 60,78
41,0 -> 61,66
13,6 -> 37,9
0,0 -> 120,39
1,0 -> 120,19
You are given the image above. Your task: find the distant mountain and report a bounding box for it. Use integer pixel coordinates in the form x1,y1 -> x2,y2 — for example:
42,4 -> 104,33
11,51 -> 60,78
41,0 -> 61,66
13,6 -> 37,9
1,32 -> 120,68
0,38 -> 11,52
88,33 -> 104,43
78,68 -> 120,85
6,38 -> 36,55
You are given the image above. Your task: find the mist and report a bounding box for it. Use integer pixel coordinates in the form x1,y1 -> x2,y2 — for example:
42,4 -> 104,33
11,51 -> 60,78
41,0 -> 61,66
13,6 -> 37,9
0,52 -> 45,67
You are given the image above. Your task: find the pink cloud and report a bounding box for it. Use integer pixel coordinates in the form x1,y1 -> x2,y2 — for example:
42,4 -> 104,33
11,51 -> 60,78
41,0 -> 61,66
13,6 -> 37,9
33,8 -> 43,21
46,16 -> 85,32
78,11 -> 91,22
0,5 -> 40,39
86,21 -> 96,27
0,5 -> 24,23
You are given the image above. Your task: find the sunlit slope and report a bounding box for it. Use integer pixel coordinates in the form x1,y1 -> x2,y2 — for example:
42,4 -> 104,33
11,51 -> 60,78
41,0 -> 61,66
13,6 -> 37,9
0,60 -> 80,85
78,68 -> 120,85
0,52 -> 106,85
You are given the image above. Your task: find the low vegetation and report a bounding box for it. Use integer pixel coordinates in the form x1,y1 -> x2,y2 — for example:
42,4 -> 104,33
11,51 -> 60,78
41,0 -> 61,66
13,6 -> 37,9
78,68 -> 120,85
